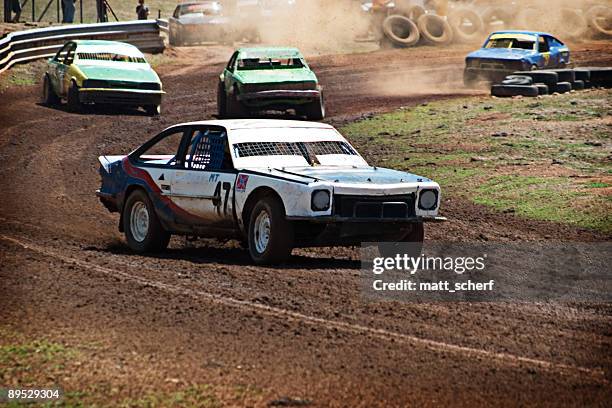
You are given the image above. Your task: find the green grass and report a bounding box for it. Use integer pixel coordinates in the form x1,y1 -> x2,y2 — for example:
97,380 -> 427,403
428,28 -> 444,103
340,90 -> 612,233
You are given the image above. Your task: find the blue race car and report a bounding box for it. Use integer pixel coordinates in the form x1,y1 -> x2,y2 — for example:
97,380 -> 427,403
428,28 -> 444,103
464,31 -> 570,86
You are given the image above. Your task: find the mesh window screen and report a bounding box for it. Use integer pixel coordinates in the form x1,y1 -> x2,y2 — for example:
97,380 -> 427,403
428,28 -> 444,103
235,141 -> 356,158
188,131 -> 227,170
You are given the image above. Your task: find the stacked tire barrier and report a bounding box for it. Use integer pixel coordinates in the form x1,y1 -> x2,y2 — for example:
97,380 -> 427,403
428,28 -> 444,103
0,20 -> 165,74
491,67 -> 612,98
381,1 -> 612,48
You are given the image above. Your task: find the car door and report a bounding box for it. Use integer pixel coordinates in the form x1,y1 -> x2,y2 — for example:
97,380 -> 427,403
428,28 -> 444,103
542,35 -> 560,67
48,43 -> 72,96
57,42 -> 77,96
537,35 -> 552,68
130,126 -> 192,213
223,51 -> 239,93
169,126 -> 237,229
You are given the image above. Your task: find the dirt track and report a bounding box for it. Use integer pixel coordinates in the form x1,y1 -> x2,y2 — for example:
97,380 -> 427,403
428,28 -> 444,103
1,42 -> 611,406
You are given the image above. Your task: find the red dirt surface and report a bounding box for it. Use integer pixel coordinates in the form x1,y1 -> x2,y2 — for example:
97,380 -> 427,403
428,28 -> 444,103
1,41 -> 611,406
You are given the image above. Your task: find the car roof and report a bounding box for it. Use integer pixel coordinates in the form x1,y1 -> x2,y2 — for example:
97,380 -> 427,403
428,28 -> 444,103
73,40 -> 137,47
236,47 -> 303,58
72,40 -> 144,57
173,119 -> 334,131
490,30 -> 554,37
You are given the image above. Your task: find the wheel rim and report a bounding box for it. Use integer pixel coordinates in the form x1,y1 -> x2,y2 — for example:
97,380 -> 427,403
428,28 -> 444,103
253,210 -> 271,254
130,201 -> 150,243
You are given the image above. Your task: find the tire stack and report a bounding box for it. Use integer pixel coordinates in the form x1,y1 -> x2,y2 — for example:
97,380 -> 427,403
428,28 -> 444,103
490,67 -> 612,98
378,2 -> 611,49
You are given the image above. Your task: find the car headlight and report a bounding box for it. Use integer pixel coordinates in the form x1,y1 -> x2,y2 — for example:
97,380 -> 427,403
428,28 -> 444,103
311,190 -> 330,211
418,190 -> 438,211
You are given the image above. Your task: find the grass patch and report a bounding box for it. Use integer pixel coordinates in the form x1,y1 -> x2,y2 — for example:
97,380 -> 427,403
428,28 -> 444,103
340,90 -> 612,232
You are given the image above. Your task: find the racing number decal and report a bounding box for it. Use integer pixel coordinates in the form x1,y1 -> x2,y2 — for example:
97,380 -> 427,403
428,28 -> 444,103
212,181 -> 232,215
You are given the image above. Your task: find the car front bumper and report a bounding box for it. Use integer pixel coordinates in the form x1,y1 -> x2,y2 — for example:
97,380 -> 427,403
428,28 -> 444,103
79,88 -> 164,105
287,216 -> 446,247
237,90 -> 321,107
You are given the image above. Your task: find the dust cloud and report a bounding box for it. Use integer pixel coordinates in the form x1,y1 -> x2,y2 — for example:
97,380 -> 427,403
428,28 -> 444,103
237,0 -> 371,54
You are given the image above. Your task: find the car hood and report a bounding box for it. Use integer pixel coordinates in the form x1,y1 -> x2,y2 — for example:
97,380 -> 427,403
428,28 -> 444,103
235,69 -> 317,84
77,64 -> 160,83
467,48 -> 535,61
271,166 -> 431,184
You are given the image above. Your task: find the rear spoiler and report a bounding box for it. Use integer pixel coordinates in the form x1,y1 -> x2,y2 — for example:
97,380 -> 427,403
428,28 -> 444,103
98,155 -> 126,173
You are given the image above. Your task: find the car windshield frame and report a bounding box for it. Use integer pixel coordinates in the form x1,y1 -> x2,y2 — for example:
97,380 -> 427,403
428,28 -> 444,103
76,52 -> 147,63
176,3 -> 220,16
236,56 -> 306,71
485,37 -> 536,51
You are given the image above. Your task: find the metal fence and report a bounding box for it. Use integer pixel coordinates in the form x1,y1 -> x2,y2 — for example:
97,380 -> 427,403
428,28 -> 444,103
0,19 -> 165,73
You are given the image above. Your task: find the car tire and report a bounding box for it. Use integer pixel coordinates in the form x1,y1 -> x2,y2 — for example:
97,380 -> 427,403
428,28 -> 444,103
123,189 -> 170,253
248,196 -> 293,265
302,94 -> 325,121
382,15 -> 420,47
535,83 -> 549,95
145,104 -> 161,116
169,28 -> 183,46
571,80 -> 585,91
491,84 -> 539,97
573,69 -> 591,82
417,14 -> 453,45
42,74 -> 60,106
377,223 -> 424,259
512,70 -> 559,87
226,86 -> 245,118
502,75 -> 533,85
552,69 -> 576,83
448,9 -> 484,43
66,81 -> 82,113
551,82 -> 572,93
217,82 -> 227,118
395,1 -> 425,20
588,67 -> 612,88
585,6 -> 612,37
481,7 -> 514,32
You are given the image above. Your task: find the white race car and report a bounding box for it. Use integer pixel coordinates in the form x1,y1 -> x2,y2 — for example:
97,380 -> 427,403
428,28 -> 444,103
96,120 -> 444,264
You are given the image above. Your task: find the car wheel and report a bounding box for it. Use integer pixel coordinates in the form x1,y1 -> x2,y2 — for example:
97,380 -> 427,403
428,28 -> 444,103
123,189 -> 170,253
145,104 -> 161,116
226,86 -> 245,118
303,94 -> 325,121
42,74 -> 60,106
169,28 -> 183,46
248,196 -> 293,264
66,81 -> 82,113
377,223 -> 424,259
217,82 -> 227,118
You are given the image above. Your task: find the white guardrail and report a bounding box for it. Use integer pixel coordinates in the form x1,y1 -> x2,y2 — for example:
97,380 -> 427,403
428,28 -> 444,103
0,19 -> 167,74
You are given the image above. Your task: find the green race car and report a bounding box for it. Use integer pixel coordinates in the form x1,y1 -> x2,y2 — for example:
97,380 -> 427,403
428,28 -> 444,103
42,40 -> 164,115
217,47 -> 325,120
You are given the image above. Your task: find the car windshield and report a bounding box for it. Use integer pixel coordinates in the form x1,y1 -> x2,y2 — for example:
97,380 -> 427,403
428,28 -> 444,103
177,3 -> 219,16
77,52 -> 146,63
237,57 -> 305,70
485,38 -> 535,50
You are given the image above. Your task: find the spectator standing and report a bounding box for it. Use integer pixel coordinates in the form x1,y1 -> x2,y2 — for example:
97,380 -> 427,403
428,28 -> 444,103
136,0 -> 149,20
62,0 -> 76,23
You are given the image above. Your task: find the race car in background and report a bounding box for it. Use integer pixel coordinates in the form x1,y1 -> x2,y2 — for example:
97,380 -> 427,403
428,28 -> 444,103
464,31 -> 570,86
218,48 -> 325,120
96,120 -> 443,264
168,1 -> 230,46
42,40 -> 164,115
